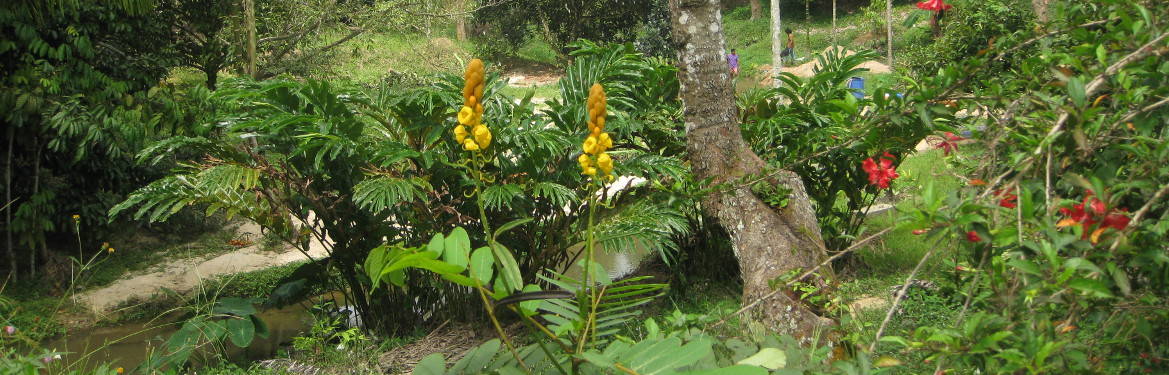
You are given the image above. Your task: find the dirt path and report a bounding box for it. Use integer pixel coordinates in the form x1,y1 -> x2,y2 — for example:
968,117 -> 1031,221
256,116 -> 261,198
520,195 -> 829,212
757,47 -> 892,85
78,222 -> 329,314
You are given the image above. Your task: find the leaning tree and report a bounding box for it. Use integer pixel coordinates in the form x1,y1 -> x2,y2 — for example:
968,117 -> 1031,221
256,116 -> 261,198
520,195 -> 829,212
668,0 -> 832,337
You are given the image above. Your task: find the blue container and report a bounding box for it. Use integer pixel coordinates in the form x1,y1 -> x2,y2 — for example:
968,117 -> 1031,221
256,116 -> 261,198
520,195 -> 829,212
847,77 -> 865,99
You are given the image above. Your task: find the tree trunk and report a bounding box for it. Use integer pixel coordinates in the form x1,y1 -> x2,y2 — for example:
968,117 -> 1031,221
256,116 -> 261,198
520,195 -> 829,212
6,126 -> 15,280
668,0 -> 831,338
30,136 -> 39,278
831,0 -> 837,46
750,0 -> 762,20
244,0 -> 257,79
1032,0 -> 1049,24
770,0 -> 783,87
885,0 -> 894,67
455,0 -> 468,41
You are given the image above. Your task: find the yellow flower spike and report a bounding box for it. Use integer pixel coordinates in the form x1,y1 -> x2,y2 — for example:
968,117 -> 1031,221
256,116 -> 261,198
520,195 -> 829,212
454,125 -> 468,143
463,138 -> 480,151
473,124 -> 491,148
578,154 -> 592,171
583,136 -> 598,155
598,132 -> 613,151
597,152 -> 613,175
457,106 -> 475,125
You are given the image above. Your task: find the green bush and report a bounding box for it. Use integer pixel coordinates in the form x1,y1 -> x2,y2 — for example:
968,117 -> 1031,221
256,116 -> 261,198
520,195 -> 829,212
901,0 -> 1035,79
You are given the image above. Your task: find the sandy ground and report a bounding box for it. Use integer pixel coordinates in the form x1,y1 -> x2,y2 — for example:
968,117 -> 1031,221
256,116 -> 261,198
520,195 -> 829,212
758,47 -> 892,85
78,221 -> 330,314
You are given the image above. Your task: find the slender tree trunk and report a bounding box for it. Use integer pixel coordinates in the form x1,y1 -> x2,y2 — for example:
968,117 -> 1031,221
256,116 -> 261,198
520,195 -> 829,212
770,0 -> 783,87
1032,0 -> 1050,24
750,0 -> 762,20
885,0 -> 894,67
832,0 -> 837,46
456,0 -> 468,42
244,0 -> 257,79
30,136 -> 39,278
668,0 -> 832,338
6,126 -> 15,280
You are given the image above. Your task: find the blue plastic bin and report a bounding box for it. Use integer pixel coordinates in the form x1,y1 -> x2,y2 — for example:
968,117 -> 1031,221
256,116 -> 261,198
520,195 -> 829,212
847,77 -> 865,99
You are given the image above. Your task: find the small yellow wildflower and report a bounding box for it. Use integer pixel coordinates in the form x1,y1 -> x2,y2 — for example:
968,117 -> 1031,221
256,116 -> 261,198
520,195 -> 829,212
71,214 -> 80,221
582,166 -> 597,176
107,247 -> 115,254
463,139 -> 480,151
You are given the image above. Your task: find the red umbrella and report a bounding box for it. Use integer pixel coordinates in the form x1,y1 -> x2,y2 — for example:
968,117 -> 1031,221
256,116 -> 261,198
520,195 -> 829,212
915,0 -> 953,11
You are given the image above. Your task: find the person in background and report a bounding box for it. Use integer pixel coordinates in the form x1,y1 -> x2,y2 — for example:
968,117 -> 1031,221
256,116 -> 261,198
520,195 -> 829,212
781,28 -> 796,63
727,49 -> 739,77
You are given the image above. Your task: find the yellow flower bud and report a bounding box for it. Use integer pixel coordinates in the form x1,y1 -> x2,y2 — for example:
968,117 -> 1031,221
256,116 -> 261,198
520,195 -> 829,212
71,214 -> 80,220
463,138 -> 480,151
578,154 -> 592,170
597,152 -> 613,175
454,125 -> 468,143
583,136 -> 598,155
596,116 -> 605,130
107,247 -> 115,254
582,166 -> 597,176
457,106 -> 475,125
598,132 -> 613,152
473,125 -> 491,148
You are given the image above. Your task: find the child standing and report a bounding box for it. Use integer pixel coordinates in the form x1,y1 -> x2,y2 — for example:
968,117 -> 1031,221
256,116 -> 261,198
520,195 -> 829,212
727,49 -> 740,77
782,28 -> 796,63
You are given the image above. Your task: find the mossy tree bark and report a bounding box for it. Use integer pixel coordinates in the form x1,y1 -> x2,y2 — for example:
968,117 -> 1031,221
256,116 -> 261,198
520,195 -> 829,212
668,0 -> 833,338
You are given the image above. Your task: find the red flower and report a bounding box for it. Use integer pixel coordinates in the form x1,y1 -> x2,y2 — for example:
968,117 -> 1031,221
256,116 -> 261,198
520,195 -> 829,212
935,132 -> 965,156
1101,212 -> 1130,231
862,152 -> 899,189
1058,191 -> 1132,243
965,231 -> 982,242
996,189 -> 1018,209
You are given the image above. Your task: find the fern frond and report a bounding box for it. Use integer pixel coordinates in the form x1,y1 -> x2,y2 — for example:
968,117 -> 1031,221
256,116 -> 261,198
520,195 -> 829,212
481,184 -> 523,211
352,176 -> 428,212
530,182 -> 577,209
592,199 -> 689,264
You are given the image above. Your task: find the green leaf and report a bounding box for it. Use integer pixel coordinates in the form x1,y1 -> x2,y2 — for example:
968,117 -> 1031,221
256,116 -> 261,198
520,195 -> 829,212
1067,77 -> 1086,107
518,284 -> 543,317
413,353 -> 447,375
493,217 -> 532,242
426,233 -> 445,257
1007,258 -> 1042,276
1068,278 -> 1114,298
470,247 -> 495,284
443,227 -> 471,270
213,297 -> 257,316
737,347 -> 786,370
225,317 -> 256,347
490,243 -> 524,292
1108,264 -> 1132,296
680,365 -> 768,375
579,351 -> 616,367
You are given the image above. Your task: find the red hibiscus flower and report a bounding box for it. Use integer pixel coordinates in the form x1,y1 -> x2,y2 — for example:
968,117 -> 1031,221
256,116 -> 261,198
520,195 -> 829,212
862,152 -> 899,189
965,231 -> 982,243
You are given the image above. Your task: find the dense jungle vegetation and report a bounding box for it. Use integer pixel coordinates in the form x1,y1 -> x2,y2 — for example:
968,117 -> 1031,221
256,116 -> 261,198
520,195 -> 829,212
2,0 -> 1168,374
